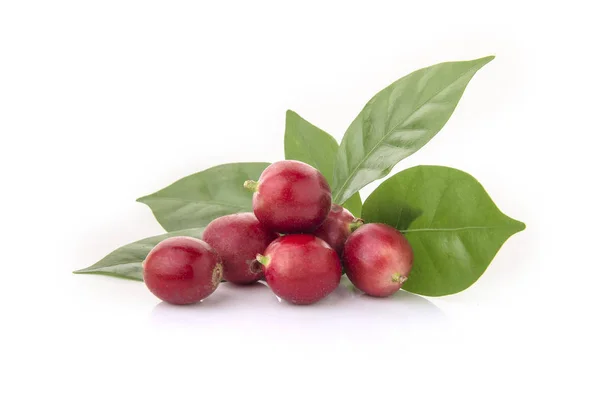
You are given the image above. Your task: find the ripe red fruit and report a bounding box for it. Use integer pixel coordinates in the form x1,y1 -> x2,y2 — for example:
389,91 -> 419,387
313,204 -> 363,255
203,212 -> 278,284
143,236 -> 223,305
244,160 -> 331,233
256,234 -> 342,305
343,223 -> 413,297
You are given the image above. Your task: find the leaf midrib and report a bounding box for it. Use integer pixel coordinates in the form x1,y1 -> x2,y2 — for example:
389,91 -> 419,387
139,196 -> 247,209
400,225 -> 522,233
333,61 -> 485,204
76,261 -> 142,273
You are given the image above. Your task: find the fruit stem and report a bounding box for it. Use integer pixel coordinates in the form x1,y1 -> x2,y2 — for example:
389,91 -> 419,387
213,263 -> 224,287
349,218 -> 365,232
391,273 -> 408,284
256,254 -> 270,268
244,180 -> 259,192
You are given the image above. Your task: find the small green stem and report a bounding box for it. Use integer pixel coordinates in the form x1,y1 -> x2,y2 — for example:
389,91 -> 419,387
256,254 -> 270,268
349,218 -> 365,232
244,180 -> 259,192
391,273 -> 408,284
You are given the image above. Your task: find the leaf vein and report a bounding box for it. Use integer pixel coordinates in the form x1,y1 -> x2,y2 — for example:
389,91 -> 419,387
401,225 -> 517,233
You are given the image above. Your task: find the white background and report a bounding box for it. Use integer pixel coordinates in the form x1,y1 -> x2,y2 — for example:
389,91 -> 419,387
1,1 -> 598,399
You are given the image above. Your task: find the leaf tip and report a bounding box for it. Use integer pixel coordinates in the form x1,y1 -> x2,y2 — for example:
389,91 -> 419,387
507,217 -> 526,233
479,55 -> 496,65
285,109 -> 303,124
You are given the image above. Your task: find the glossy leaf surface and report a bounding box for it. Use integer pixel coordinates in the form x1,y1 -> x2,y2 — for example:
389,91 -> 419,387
362,165 -> 525,296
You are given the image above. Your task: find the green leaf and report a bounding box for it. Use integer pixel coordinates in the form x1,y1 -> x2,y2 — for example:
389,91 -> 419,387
137,162 -> 269,231
284,110 -> 338,182
341,191 -> 362,218
362,165 -> 525,296
73,228 -> 205,281
332,56 -> 495,205
284,110 -> 362,216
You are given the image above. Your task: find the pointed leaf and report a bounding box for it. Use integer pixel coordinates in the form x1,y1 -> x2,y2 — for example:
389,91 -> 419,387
284,110 -> 338,182
332,56 -> 495,205
73,228 -> 205,281
137,162 -> 269,231
362,165 -> 525,296
284,110 -> 362,216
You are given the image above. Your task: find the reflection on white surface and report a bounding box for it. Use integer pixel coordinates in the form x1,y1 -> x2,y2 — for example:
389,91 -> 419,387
149,277 -> 447,343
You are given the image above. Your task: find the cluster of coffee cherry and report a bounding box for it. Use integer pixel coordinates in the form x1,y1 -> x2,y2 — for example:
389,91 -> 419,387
143,160 -> 414,305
